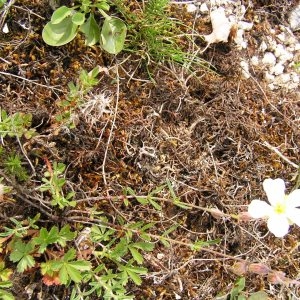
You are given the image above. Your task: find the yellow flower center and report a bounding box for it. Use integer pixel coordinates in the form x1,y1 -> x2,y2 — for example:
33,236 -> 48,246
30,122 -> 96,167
274,202 -> 286,214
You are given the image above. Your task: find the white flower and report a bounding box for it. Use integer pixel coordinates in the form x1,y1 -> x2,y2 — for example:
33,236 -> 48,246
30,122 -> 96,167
248,178 -> 300,237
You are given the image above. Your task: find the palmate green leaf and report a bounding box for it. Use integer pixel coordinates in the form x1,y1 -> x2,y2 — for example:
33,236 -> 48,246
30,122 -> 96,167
41,249 -> 91,285
100,17 -> 127,54
59,259 -> 91,284
58,225 -> 76,247
80,14 -> 100,46
119,262 -> 147,286
34,227 -> 60,253
51,6 -> 73,24
42,17 -> 78,46
9,240 -> 36,272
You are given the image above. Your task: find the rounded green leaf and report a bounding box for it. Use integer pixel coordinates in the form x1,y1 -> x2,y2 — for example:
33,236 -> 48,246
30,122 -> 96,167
51,6 -> 73,24
42,17 -> 78,46
72,12 -> 85,25
79,14 -> 100,46
100,17 -> 127,54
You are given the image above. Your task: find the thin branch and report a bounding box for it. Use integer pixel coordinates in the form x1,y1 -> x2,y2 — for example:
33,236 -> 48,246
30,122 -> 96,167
102,64 -> 120,185
262,141 -> 299,169
0,71 -> 64,92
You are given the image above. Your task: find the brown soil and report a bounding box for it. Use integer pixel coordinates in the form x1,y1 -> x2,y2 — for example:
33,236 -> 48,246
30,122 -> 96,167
0,0 -> 299,299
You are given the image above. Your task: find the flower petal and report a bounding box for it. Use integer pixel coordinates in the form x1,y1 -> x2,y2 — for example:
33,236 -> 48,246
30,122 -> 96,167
248,200 -> 272,218
267,214 -> 289,237
263,178 -> 285,206
287,189 -> 300,208
286,207 -> 300,227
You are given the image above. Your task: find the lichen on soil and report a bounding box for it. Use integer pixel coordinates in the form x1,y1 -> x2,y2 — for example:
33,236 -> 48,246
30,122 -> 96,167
0,0 -> 300,299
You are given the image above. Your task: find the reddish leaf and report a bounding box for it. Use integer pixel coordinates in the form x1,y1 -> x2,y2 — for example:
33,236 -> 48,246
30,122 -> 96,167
42,273 -> 61,286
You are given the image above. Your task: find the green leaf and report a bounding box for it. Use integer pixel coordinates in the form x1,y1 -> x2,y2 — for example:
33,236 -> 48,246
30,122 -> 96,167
9,240 -> 36,272
17,256 -> 35,273
58,225 -> 76,247
95,2 -> 110,11
230,277 -> 245,300
80,14 -> 100,46
248,291 -> 268,300
0,262 -> 12,281
128,247 -> 143,264
148,198 -> 162,210
110,238 -> 128,260
72,12 -> 85,26
41,249 -> 91,285
100,17 -> 127,54
0,288 -> 15,300
132,242 -> 154,252
126,269 -> 142,285
51,6 -> 73,24
36,227 -> 60,251
42,17 -> 78,46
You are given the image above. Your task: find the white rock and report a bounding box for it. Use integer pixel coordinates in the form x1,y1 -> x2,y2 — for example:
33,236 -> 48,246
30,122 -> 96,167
268,83 -> 276,90
251,56 -> 259,66
240,60 -> 251,79
274,44 -> 285,58
234,29 -> 247,49
2,23 -> 9,34
285,36 -> 297,46
291,72 -> 300,83
275,73 -> 290,84
289,4 -> 300,31
279,51 -> 294,64
262,52 -> 276,66
295,43 -> 300,51
238,21 -> 253,31
259,41 -> 268,52
274,45 -> 293,63
286,46 -> 295,52
199,3 -> 209,13
270,63 -> 284,75
186,4 -> 197,13
264,72 -> 275,83
204,8 -> 231,44
266,37 -> 277,51
277,32 -> 286,42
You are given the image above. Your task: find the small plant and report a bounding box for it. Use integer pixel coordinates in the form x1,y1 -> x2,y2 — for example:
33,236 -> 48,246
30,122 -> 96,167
39,161 -> 76,209
55,66 -> 101,128
42,0 -> 127,54
0,261 -> 14,300
3,153 -> 29,181
114,0 -> 205,68
228,277 -> 268,300
0,109 -> 35,140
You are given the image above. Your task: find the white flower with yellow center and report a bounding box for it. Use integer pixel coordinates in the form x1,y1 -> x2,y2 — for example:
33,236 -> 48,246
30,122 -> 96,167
248,178 -> 300,237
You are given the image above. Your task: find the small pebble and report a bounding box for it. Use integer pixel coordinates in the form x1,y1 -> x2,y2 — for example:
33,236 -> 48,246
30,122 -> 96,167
270,63 -> 284,75
262,52 -> 276,66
